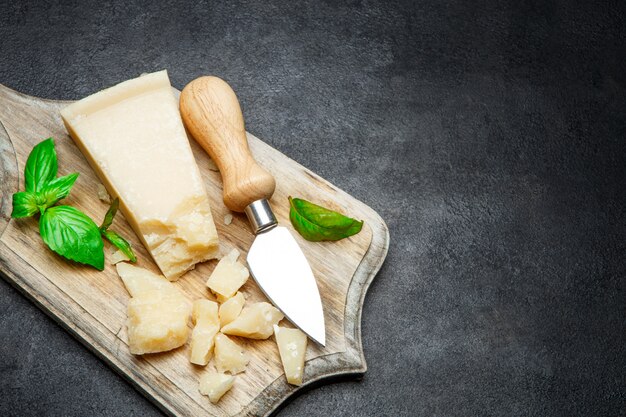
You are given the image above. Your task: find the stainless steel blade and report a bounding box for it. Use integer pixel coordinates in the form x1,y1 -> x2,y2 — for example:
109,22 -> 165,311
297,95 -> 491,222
247,226 -> 326,346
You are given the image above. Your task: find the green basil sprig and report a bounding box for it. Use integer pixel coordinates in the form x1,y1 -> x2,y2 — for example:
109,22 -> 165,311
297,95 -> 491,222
11,138 -> 136,269
99,198 -> 137,263
288,196 -> 363,241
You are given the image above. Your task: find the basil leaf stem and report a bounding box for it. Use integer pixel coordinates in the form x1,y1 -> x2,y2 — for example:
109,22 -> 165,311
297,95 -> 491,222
102,230 -> 137,262
99,198 -> 137,262
100,197 -> 118,231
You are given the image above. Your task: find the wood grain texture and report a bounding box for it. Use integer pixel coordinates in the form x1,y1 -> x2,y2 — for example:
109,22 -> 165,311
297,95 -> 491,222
181,76 -> 276,212
0,83 -> 389,417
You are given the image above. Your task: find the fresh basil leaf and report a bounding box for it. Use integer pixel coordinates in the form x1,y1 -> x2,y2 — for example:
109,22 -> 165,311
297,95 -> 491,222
11,191 -> 39,218
39,205 -> 104,270
24,138 -> 58,193
100,198 -> 119,231
102,230 -> 137,263
288,196 -> 363,241
39,172 -> 79,208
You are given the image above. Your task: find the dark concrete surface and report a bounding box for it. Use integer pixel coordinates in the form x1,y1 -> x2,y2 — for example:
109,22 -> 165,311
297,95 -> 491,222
1,0 -> 625,416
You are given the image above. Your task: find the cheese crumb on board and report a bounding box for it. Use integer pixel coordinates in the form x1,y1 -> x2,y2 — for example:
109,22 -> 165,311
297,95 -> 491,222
214,333 -> 250,374
219,292 -> 245,328
221,302 -> 284,340
109,249 -> 130,264
224,213 -> 233,225
206,249 -> 249,299
97,183 -> 111,203
274,325 -> 307,386
116,263 -> 191,354
199,372 -> 234,404
60,70 -> 219,281
190,300 -> 220,366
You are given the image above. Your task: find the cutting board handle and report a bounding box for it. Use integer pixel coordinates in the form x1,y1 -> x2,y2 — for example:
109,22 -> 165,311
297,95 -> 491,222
180,76 -> 276,212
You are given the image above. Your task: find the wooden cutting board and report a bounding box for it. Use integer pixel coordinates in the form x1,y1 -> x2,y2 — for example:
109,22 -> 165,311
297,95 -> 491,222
0,83 -> 389,417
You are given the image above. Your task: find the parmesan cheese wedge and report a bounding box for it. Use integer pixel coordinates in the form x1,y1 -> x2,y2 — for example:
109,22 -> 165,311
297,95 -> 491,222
190,300 -> 220,365
116,263 -> 191,354
198,372 -> 235,404
214,333 -> 249,374
221,302 -> 284,339
219,292 -> 245,328
206,249 -> 249,299
61,70 -> 219,280
274,325 -> 307,386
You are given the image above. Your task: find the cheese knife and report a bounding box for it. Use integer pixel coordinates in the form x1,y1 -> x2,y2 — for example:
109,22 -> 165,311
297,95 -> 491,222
180,77 -> 326,346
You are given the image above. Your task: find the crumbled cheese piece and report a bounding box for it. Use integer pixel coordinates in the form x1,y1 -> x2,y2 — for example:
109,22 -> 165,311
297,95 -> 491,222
115,263 -> 191,354
274,325 -> 308,385
206,249 -> 249,299
214,333 -> 250,374
97,183 -> 111,203
109,249 -> 130,264
190,300 -> 220,365
219,292 -> 245,328
221,302 -> 284,340
198,372 -> 234,404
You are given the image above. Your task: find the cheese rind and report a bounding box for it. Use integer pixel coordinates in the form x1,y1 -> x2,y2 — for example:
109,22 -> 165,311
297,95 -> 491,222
61,70 -> 219,280
221,302 -> 284,339
274,325 -> 307,385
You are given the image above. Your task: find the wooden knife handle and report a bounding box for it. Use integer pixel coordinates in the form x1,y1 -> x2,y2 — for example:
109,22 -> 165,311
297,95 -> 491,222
180,76 -> 276,212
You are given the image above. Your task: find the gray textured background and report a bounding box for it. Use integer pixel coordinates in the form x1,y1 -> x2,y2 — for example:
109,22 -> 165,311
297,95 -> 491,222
1,0 -> 625,416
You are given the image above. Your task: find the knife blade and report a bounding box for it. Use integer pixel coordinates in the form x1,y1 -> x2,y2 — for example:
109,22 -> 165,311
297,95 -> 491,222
180,76 -> 326,346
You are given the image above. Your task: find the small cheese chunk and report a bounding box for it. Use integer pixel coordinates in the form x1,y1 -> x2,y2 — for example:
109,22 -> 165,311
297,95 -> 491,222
221,302 -> 284,340
116,263 -> 191,355
219,292 -> 245,328
199,372 -> 234,404
116,263 -> 173,297
214,333 -> 249,374
274,325 -> 307,386
61,70 -> 219,280
190,300 -> 220,365
110,249 -> 130,265
97,183 -> 111,203
206,249 -> 249,299
127,290 -> 191,354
